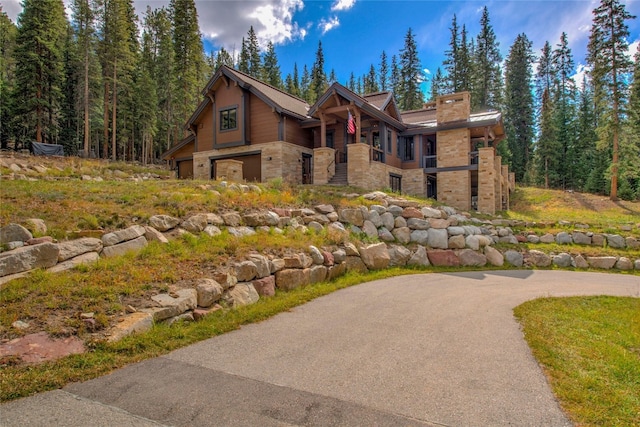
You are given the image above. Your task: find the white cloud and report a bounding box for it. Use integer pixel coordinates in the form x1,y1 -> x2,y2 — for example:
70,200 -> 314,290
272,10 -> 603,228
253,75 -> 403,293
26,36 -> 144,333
2,0 -> 22,23
319,16 -> 340,35
628,39 -> 639,58
331,0 -> 356,12
571,63 -> 591,87
423,68 -> 431,75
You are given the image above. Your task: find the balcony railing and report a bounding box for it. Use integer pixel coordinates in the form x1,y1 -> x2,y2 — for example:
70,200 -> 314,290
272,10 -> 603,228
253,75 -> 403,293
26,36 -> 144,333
469,151 -> 479,165
423,151 -> 480,170
372,147 -> 384,163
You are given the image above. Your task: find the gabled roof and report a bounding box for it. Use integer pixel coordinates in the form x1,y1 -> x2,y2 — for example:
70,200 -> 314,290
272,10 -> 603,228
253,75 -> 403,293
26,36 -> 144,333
308,82 -> 406,131
161,133 -> 195,159
363,91 -> 402,120
208,65 -> 309,119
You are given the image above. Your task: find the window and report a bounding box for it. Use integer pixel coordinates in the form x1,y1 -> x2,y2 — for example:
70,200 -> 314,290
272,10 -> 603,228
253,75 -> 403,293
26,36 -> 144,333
220,107 -> 237,131
390,174 -> 402,193
326,130 -> 334,148
398,136 -> 414,161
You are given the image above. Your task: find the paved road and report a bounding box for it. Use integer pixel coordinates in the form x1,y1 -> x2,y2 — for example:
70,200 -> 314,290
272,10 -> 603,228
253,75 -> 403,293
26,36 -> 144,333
2,270 -> 639,427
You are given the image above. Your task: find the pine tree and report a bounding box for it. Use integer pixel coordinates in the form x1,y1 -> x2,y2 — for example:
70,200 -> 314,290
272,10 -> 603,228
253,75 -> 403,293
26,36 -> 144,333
398,28 -> 424,110
60,24 -> 79,156
552,32 -> 577,189
310,41 -> 327,103
300,64 -> 310,102
534,88 -> 560,188
472,7 -> 502,110
535,42 -> 554,106
443,14 -> 461,93
0,8 -> 17,149
137,16 -> 158,164
348,72 -> 356,91
215,47 -> 234,69
328,68 -> 337,84
364,64 -> 379,93
71,0 -> 97,157
246,26 -> 261,78
238,37 -> 249,73
458,25 -> 472,93
261,41 -> 281,88
504,33 -> 535,182
587,0 -> 635,199
13,0 -> 67,146
171,0 -> 205,141
619,50 -> 640,199
379,51 -> 388,91
430,68 -> 444,101
575,77 -> 600,192
390,54 -> 401,96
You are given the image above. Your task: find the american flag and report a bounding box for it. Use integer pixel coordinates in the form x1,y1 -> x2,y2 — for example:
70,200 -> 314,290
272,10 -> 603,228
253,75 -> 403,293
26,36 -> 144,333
347,111 -> 356,134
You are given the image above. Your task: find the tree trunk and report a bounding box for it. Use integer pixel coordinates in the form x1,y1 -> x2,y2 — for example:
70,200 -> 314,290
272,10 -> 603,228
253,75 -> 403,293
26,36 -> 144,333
103,81 -> 109,159
111,60 -> 117,161
83,43 -> 90,158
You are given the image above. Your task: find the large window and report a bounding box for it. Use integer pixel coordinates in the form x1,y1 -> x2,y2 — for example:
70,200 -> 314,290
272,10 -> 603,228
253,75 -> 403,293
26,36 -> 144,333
390,173 -> 402,193
220,107 -> 237,131
398,136 -> 414,161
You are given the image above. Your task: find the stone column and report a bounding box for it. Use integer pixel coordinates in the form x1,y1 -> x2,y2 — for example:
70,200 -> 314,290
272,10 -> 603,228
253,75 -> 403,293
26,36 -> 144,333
494,155 -> 502,213
347,143 -> 371,189
313,147 -> 335,185
502,165 -> 510,210
438,171 -> 471,211
215,159 -> 243,182
477,147 -> 496,215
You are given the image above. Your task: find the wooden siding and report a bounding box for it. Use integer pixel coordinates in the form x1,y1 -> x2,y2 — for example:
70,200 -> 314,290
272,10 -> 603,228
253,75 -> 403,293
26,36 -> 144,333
285,116 -> 313,147
177,160 -> 193,179
250,94 -> 279,143
196,103 -> 214,152
215,84 -> 244,145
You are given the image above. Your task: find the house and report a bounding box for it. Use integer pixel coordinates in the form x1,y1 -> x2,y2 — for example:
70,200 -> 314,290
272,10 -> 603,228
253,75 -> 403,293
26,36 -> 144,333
162,65 -> 514,214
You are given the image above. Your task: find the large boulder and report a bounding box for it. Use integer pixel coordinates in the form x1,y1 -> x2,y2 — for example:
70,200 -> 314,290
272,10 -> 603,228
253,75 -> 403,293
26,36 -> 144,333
196,279 -> 224,307
248,254 -> 271,278
587,256 -> 617,270
606,234 -> 626,249
0,223 -> 33,244
0,242 -> 59,276
275,268 -> 310,290
527,250 -> 551,267
149,215 -> 181,232
57,237 -> 103,262
101,236 -> 147,258
224,283 -> 259,307
392,227 -> 411,244
345,256 -> 368,273
102,225 -> 146,246
235,260 -> 258,282
181,214 -> 209,233
338,208 -> 364,227
148,288 -> 197,321
252,276 -> 276,297
410,229 -> 429,245
48,252 -> 99,273
388,245 -> 412,267
484,246 -> 504,267
380,212 -> 395,230
458,249 -> 487,267
427,228 -> 449,249
427,250 -> 460,267
407,245 -> 430,267
358,243 -> 390,270
504,250 -> 523,267
552,253 -> 573,268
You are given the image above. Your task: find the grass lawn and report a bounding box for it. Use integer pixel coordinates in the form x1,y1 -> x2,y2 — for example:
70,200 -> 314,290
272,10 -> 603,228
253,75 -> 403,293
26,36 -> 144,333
514,296 -> 640,427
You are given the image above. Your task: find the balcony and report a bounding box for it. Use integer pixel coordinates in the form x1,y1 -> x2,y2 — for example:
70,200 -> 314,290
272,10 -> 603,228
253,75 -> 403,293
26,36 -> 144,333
423,151 -> 480,172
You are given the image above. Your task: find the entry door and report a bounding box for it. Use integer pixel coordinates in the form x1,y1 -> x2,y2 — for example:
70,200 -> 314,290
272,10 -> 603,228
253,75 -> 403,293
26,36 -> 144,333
302,154 -> 312,184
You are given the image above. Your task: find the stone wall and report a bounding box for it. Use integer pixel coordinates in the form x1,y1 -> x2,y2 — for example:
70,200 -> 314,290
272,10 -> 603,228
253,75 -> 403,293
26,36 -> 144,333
477,147 -> 496,215
436,92 -> 471,124
313,147 -> 335,185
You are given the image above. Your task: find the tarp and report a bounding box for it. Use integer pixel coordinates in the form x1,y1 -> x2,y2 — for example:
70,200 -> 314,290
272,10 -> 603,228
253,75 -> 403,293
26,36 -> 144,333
31,142 -> 64,156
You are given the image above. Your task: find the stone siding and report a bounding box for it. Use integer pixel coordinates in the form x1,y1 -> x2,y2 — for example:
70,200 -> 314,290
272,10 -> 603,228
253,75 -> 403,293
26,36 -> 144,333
436,92 -> 471,123
438,170 -> 471,211
436,129 -> 470,168
215,159 -> 243,181
313,147 -> 335,185
477,147 -> 496,215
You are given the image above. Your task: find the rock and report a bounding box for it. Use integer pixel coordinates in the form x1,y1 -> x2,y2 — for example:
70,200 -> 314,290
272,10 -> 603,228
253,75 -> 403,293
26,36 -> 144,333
573,254 -> 589,269
165,312 -> 195,326
327,222 -> 349,240
48,252 -> 99,273
284,253 -> 313,269
57,237 -> 103,261
193,305 -> 222,320
101,236 -> 147,258
315,204 -> 335,214
358,243 -> 390,270
1,331 -> 86,362
465,235 -> 481,251
394,216 -> 407,229
221,212 -> 242,227
212,272 -> 237,290
591,234 -> 605,246
587,256 -> 617,270
368,210 -> 383,228
332,249 -> 346,263
421,206 -> 442,218
539,233 -> 555,244
526,234 -> 540,244
615,257 -> 633,270
378,227 -> 395,242
458,249 -> 487,267
0,223 -> 33,244
484,246 -> 504,266
448,235 -> 466,249
448,226 -> 465,236
388,245 -> 411,267
12,320 -> 30,330
527,250 -> 551,267
427,250 -> 460,267
626,237 -> 640,249
308,221 -> 324,233
504,250 -> 523,267
344,242 -> 360,256
309,265 -> 328,283
328,262 -> 347,280
606,234 -> 626,249
322,250 -> 334,266
270,258 -> 285,273
0,242 -> 59,276
635,259 -> 640,270
572,232 -> 591,245
24,218 -> 47,235
362,220 -> 379,239
243,212 -> 279,227
428,218 -> 451,229
235,260 -> 258,282
144,226 -> 169,243
26,236 -> 54,245
181,214 -> 209,233
345,256 -> 368,273
107,312 -> 153,342
149,288 -> 198,321
369,204 -> 387,214
275,268 -> 310,290
102,225 -> 146,246
392,227 -> 411,244
338,208 -> 364,227
401,207 -> 423,219
427,228 -> 449,249
149,214 -> 181,232
246,254 -> 270,278
407,245 -> 430,267
552,253 -> 573,268
498,235 -> 519,245
205,213 -> 224,226
224,283 -> 259,307
380,212 -> 395,230
196,279 -> 224,307
252,276 -> 276,297
410,229 -> 429,245
407,218 -> 430,230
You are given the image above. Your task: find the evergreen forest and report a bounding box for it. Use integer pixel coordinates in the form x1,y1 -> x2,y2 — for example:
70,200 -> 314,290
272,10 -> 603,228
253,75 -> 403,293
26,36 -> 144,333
0,0 -> 638,200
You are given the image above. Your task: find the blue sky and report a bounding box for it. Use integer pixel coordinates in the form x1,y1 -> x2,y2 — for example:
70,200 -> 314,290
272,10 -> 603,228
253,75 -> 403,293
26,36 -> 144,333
5,0 -> 640,93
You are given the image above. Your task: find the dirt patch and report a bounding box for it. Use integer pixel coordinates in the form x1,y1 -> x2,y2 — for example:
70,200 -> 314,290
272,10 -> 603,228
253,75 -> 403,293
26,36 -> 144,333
0,332 -> 85,365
